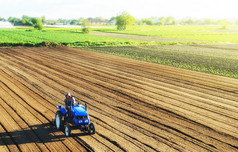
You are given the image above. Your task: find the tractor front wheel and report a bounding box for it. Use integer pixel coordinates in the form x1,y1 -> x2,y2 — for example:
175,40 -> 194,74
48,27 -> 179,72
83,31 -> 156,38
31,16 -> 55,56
65,124 -> 71,137
89,122 -> 95,135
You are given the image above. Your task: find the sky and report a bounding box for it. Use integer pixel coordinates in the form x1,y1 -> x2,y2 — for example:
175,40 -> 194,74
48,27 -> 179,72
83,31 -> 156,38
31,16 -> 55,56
0,0 -> 237,20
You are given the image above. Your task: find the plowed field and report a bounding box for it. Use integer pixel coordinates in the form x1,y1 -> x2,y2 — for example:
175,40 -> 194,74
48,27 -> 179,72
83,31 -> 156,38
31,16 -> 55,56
0,47 -> 238,152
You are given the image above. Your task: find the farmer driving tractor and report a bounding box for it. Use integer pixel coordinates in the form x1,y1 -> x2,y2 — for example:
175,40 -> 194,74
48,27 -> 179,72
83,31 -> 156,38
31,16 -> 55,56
64,92 -> 76,118
52,92 -> 95,136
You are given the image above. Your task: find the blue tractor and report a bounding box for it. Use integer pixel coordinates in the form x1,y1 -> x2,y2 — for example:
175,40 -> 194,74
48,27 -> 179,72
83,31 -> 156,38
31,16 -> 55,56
54,99 -> 95,137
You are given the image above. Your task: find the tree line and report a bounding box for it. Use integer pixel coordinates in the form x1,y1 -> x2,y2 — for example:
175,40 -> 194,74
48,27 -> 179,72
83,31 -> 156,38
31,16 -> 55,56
1,12 -> 238,30
2,15 -> 44,30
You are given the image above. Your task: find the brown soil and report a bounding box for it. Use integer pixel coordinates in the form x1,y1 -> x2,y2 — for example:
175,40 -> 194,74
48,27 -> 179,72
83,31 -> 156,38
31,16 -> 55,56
0,47 -> 238,151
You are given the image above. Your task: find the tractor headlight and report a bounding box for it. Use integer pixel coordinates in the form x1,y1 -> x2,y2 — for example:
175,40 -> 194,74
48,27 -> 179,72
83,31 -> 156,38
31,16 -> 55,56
84,120 -> 89,123
78,120 -> 83,123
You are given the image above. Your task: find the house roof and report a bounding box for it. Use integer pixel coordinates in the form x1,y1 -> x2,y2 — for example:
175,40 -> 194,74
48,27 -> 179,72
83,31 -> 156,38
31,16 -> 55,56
0,21 -> 13,28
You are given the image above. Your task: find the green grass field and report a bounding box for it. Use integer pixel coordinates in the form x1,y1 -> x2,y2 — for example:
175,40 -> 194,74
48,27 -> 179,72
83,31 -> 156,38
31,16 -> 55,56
0,28 -> 139,46
2,25 -> 238,46
95,25 -> 238,43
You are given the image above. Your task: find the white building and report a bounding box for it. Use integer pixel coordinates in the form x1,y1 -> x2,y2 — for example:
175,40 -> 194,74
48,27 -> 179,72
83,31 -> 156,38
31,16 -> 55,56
0,21 -> 13,28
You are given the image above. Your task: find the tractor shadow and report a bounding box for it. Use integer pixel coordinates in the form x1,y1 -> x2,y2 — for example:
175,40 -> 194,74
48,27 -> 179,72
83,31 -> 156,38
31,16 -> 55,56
68,125 -> 91,137
0,122 -> 89,146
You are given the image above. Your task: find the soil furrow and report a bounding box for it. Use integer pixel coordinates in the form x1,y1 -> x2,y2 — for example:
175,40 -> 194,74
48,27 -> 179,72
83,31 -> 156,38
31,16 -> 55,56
0,47 -> 238,151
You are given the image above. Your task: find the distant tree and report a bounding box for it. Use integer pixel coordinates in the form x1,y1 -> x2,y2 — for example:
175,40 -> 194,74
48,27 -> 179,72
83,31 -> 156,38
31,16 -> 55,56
186,18 -> 195,25
136,19 -> 143,25
108,16 -> 116,25
203,18 -> 215,25
218,19 -> 229,29
150,17 -> 160,25
8,17 -> 21,25
109,16 -> 116,22
0,17 -> 5,21
82,19 -> 91,34
57,18 -> 68,25
22,15 -> 31,21
78,17 -> 84,25
8,17 -> 13,23
47,20 -> 57,25
34,18 -> 44,30
21,18 -> 33,26
165,16 -> 174,25
87,17 -> 93,22
116,12 -> 136,30
42,16 -> 46,24
158,17 -> 165,25
142,18 -> 153,25
31,17 -> 38,25
171,20 -> 177,25
104,19 -> 109,23
21,19 -> 26,25
20,15 -> 34,26
70,19 -> 78,25
95,17 -> 104,21
82,19 -> 91,27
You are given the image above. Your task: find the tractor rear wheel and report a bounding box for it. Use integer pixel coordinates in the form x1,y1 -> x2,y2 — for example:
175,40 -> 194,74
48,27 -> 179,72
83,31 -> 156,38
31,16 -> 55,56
55,111 -> 63,130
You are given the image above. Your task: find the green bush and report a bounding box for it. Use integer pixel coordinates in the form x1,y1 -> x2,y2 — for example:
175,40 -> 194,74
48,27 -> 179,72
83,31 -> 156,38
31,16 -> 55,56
82,27 -> 91,34
116,12 -> 136,30
34,18 -> 44,30
37,41 -> 65,47
25,29 -> 33,32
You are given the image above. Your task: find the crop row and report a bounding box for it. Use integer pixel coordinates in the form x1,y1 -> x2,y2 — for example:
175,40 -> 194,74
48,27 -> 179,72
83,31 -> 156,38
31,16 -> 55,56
85,45 -> 238,78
